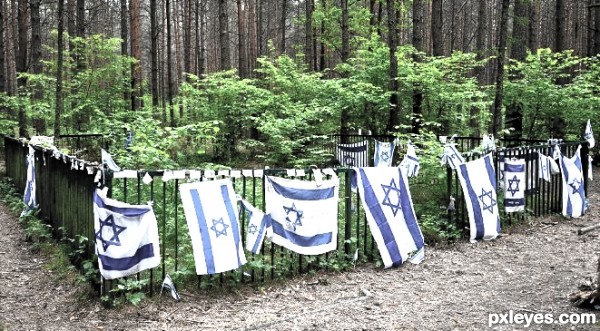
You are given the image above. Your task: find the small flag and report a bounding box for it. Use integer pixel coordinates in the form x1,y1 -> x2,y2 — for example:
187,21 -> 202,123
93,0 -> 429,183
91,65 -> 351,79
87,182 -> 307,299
354,167 -> 425,268
101,148 -> 121,172
21,146 -> 37,216
239,200 -> 272,254
538,152 -> 559,182
336,141 -> 369,167
559,146 -> 586,218
400,143 -> 420,178
93,189 -> 161,280
456,154 -> 501,242
160,274 -> 180,302
179,180 -> 247,275
585,119 -> 595,149
481,134 -> 496,153
265,175 -> 339,255
589,155 -> 593,181
503,158 -> 525,213
440,144 -> 465,169
374,140 -> 395,167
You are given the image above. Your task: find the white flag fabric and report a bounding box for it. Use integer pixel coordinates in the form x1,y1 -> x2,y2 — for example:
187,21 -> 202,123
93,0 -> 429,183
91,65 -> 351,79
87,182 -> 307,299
503,158 -> 525,213
240,200 -> 272,254
21,146 -> 37,216
355,167 -> 425,268
559,146 -> 586,218
265,176 -> 339,255
179,180 -> 247,275
101,148 -> 121,172
552,145 -> 561,160
161,274 -> 180,302
456,154 -> 501,242
585,119 -> 595,149
374,140 -> 395,167
538,152 -> 559,182
336,141 -> 369,167
400,143 -> 420,178
589,155 -> 594,181
481,134 -> 496,153
440,144 -> 465,169
93,189 -> 161,280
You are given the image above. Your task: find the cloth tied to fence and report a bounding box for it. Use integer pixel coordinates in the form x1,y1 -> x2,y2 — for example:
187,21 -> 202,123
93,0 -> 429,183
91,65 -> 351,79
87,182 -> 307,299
336,140 -> 369,167
21,146 -> 37,216
503,158 -> 525,213
374,140 -> 395,167
559,145 -> 587,218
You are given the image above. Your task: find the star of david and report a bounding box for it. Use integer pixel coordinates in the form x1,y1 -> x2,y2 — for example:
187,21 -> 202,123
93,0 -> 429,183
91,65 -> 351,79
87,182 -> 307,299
569,178 -> 581,194
506,175 -> 520,197
380,151 -> 390,162
344,155 -> 355,166
478,188 -> 497,214
210,218 -> 229,237
248,224 -> 258,235
283,203 -> 303,227
95,215 -> 127,251
381,178 -> 402,216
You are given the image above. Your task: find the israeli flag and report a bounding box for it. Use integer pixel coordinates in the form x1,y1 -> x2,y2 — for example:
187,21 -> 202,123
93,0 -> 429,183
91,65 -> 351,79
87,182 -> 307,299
355,167 -> 425,268
538,152 -> 559,183
240,200 -> 272,254
456,154 -> 501,242
265,176 -> 339,255
559,146 -> 586,218
21,146 -> 37,216
585,119 -> 595,149
503,159 -> 525,212
481,134 -> 496,153
101,148 -> 121,172
93,189 -> 161,280
440,144 -> 464,169
179,180 -> 247,275
400,143 -> 420,178
336,141 -> 369,167
374,140 -> 395,167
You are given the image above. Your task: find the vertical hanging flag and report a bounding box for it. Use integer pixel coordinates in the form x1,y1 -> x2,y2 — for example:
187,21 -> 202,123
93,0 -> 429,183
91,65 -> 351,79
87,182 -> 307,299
503,158 -> 525,212
589,155 -> 594,181
374,140 -> 395,167
481,134 -> 496,153
239,200 -> 272,254
265,176 -> 339,255
336,141 -> 369,167
456,154 -> 501,242
538,152 -> 560,183
559,146 -> 586,218
179,180 -> 247,275
101,148 -> 121,172
21,146 -> 37,216
400,143 -> 420,178
440,144 -> 465,169
93,189 -> 161,280
160,274 -> 181,302
585,119 -> 595,148
355,167 -> 425,268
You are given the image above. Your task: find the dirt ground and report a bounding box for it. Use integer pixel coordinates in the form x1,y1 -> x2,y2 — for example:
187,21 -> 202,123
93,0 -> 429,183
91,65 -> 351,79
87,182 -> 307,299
1,168 -> 600,331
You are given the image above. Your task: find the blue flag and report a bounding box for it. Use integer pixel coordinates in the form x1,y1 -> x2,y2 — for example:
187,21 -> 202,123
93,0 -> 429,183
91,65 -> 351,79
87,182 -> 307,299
456,154 -> 501,242
179,180 -> 247,275
93,189 -> 161,280
559,146 -> 586,218
400,143 -> 420,178
374,140 -> 395,167
355,167 -> 425,268
265,176 -> 339,255
240,200 -> 272,254
21,146 -> 37,216
503,158 -> 525,213
336,141 -> 369,167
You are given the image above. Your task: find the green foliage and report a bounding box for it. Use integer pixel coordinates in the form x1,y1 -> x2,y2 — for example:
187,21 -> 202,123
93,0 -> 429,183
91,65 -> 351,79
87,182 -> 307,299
102,278 -> 149,307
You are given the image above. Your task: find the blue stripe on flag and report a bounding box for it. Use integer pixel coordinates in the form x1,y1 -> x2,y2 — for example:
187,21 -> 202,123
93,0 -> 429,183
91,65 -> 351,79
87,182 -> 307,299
189,189 -> 215,275
271,221 -> 332,248
459,164 -> 485,241
338,144 -> 367,153
98,243 -> 155,271
359,168 -> 403,267
505,162 -> 524,173
560,156 -> 574,216
220,184 -> 242,267
93,193 -> 151,217
396,168 -> 424,250
269,178 -> 335,200
251,215 -> 270,253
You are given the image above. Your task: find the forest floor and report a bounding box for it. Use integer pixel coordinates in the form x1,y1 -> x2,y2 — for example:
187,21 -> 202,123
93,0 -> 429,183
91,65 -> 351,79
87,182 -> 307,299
1,165 -> 600,330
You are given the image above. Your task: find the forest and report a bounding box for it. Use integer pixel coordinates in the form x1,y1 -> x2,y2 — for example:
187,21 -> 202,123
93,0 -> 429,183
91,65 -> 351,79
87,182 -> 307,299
1,0 -> 599,168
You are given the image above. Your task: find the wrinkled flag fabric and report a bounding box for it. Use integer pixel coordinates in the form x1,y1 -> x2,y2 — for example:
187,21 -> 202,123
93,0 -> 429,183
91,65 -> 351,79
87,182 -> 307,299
336,141 -> 369,167
503,158 -> 525,213
585,119 -> 595,149
101,148 -> 121,172
456,154 -> 501,242
265,176 -> 339,255
240,199 -> 272,254
93,189 -> 161,280
440,144 -> 465,169
179,180 -> 247,275
374,140 -> 395,167
538,152 -> 559,183
21,146 -> 37,216
354,167 -> 425,268
559,146 -> 586,218
400,143 -> 420,178
161,274 -> 181,302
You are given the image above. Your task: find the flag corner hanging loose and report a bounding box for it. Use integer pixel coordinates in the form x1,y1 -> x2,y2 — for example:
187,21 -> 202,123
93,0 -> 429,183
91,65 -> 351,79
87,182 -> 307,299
559,146 -> 586,218
585,119 -> 595,149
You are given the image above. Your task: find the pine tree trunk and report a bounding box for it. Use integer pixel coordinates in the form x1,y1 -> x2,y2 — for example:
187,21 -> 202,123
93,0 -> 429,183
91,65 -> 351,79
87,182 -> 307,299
385,0 -> 399,133
30,0 -> 44,134
150,0 -> 159,108
16,0 -> 27,137
237,0 -> 247,78
0,0 -> 5,93
166,0 -> 175,125
130,0 -> 142,111
219,0 -> 231,70
491,0 -> 510,137
431,0 -> 443,56
55,0 -> 65,136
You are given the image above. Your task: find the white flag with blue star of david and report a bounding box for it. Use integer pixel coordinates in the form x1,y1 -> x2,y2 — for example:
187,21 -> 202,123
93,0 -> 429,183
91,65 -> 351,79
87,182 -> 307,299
585,119 -> 595,149
93,189 -> 161,280
354,167 -> 425,268
503,158 -> 525,213
374,140 -> 395,167
559,146 -> 586,218
21,146 -> 37,216
265,176 -> 339,255
400,143 -> 420,178
456,154 -> 501,242
179,180 -> 247,275
440,144 -> 464,169
240,200 -> 272,254
336,141 -> 369,167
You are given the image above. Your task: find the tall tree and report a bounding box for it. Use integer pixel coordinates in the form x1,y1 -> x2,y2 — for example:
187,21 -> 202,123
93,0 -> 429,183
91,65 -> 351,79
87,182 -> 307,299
120,0 -> 129,105
166,0 -> 175,125
280,0 -> 287,54
305,0 -> 314,70
55,0 -> 65,136
0,0 -> 5,93
431,0 -> 443,56
385,0 -> 400,133
412,0 -> 425,134
218,0 -> 231,70
183,0 -> 192,79
490,0 -> 510,137
339,0 -> 350,139
16,0 -> 27,136
130,0 -> 142,110
237,0 -> 247,77
150,0 -> 159,108
30,0 -> 43,133
591,0 -> 600,56
555,0 -> 566,52
196,0 -> 205,76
